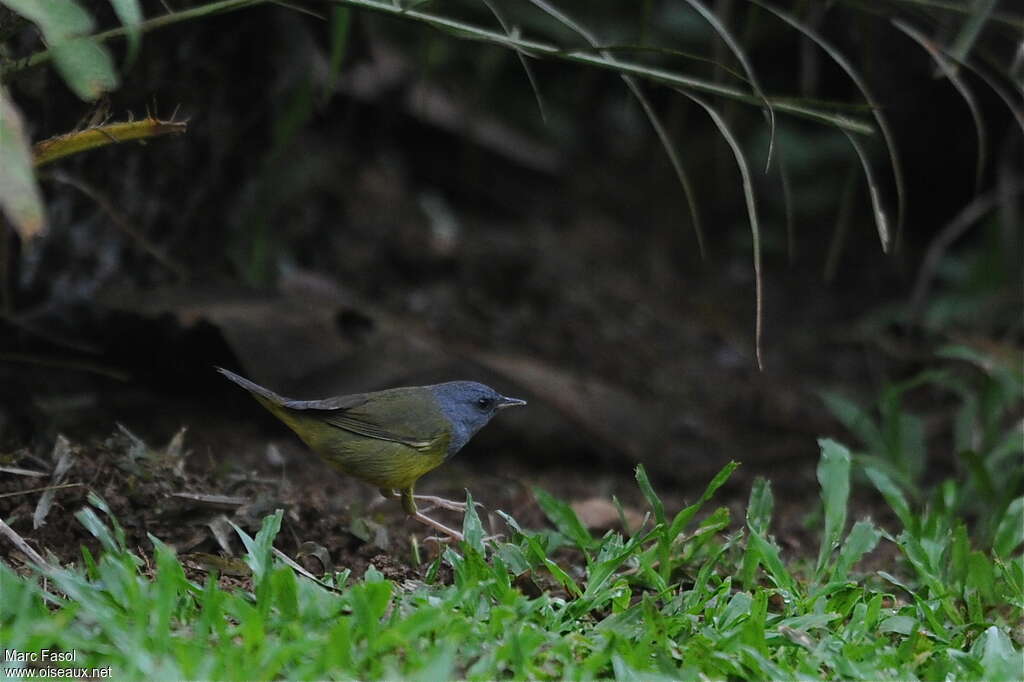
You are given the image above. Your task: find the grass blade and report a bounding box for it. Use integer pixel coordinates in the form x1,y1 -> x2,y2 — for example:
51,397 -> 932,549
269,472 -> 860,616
948,0 -> 1000,65
740,477 -> 773,588
628,81 -> 706,256
819,389 -> 886,455
833,519 -> 881,581
461,490 -> 485,553
679,0 -> 776,169
668,460 -> 739,538
0,0 -> 876,135
676,91 -> 765,368
634,464 -> 666,527
993,496 -> 1024,558
816,439 -> 851,578
526,0 -> 706,255
534,487 -> 594,551
842,129 -> 891,253
864,466 -> 914,533
746,476 -> 774,535
893,19 -> 987,195
229,509 -> 283,584
751,0 -> 905,248
482,0 -> 547,123
937,51 -> 1024,141
747,527 -> 797,596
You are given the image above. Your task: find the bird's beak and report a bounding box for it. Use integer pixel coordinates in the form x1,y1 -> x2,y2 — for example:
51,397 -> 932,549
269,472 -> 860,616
497,395 -> 527,409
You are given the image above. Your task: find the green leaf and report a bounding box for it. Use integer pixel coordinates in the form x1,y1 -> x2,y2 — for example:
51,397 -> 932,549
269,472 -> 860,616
75,507 -> 119,554
668,461 -> 739,539
720,591 -> 753,629
493,543 -> 530,575
747,527 -> 797,596
1000,555 -> 1024,609
0,89 -> 45,239
896,411 -> 927,481
253,510 -> 283,575
864,465 -> 914,532
521,534 -> 582,598
746,477 -> 774,535
820,390 -> 885,454
3,0 -> 118,101
741,589 -> 769,654
938,344 -> 1024,393
585,526 -> 657,600
610,578 -> 630,613
740,478 -> 774,589
408,641 -> 456,682
461,490 -> 485,554
634,464 -> 666,526
994,497 -> 1024,558
2,0 -> 93,34
270,566 -> 299,620
107,0 -> 143,66
966,550 -> 996,604
533,487 -> 593,551
878,614 -> 917,635
51,37 -> 118,101
833,519 -> 881,581
349,578 -> 392,638
229,510 -> 283,584
816,439 -> 851,578
950,521 -> 970,591
959,449 -> 998,504
972,626 -> 1022,682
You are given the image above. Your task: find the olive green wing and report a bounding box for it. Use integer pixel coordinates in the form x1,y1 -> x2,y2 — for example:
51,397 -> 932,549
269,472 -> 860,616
289,387 -> 447,452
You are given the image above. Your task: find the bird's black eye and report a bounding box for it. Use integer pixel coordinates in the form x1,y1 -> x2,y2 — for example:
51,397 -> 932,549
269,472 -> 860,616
477,397 -> 494,410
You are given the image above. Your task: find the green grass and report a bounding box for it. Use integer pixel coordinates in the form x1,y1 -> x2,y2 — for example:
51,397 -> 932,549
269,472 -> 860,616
3,428 -> 1022,680
3,349 -> 1023,680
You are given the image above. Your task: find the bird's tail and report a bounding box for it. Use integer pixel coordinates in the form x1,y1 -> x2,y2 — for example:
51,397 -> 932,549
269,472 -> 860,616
216,367 -> 289,405
216,366 -> 327,455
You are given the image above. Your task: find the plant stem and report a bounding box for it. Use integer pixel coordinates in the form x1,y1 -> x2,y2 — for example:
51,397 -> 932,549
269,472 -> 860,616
0,0 -> 876,134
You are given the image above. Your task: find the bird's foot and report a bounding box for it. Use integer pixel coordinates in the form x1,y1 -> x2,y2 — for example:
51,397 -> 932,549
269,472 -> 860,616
413,494 -> 483,514
410,512 -> 505,545
410,511 -> 464,543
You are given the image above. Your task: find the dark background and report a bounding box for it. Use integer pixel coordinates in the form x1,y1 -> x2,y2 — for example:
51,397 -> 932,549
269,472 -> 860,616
1,0 -> 1021,563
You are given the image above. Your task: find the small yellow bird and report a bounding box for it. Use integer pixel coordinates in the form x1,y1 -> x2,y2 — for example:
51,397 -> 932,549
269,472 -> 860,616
218,367 -> 526,541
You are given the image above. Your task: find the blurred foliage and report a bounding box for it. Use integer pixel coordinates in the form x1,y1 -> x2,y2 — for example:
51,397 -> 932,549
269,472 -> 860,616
0,0 -> 1019,385
2,0 -> 1019,249
822,338 -> 1022,549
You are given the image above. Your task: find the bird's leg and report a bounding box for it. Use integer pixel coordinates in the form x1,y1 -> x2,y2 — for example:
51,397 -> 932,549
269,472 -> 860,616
366,488 -> 399,511
401,487 -> 464,543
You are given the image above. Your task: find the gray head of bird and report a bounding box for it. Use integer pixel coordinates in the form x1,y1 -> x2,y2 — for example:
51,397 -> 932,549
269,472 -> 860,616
430,381 -> 526,456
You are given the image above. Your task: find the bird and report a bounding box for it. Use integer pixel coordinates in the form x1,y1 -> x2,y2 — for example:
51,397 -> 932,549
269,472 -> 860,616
217,367 -> 525,541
